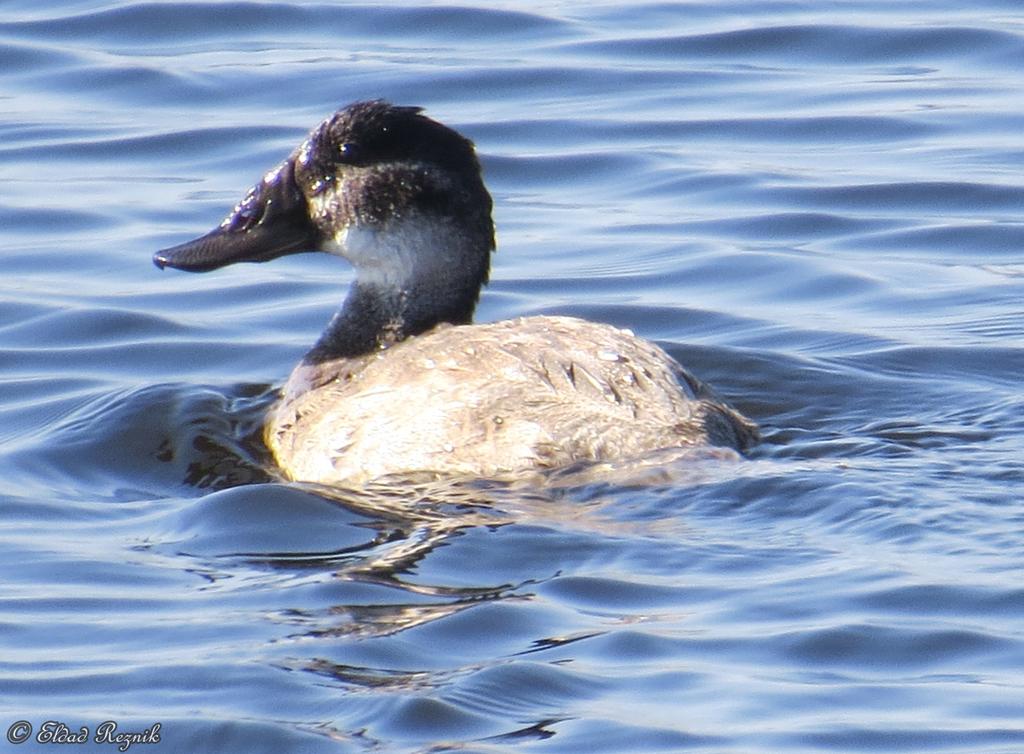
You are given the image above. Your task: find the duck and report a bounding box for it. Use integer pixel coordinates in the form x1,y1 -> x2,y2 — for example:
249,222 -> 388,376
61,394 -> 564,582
154,100 -> 757,485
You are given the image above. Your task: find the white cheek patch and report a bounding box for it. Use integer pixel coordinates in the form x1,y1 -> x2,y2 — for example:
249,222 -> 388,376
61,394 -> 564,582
332,223 -> 420,288
334,224 -> 377,263
316,210 -> 459,291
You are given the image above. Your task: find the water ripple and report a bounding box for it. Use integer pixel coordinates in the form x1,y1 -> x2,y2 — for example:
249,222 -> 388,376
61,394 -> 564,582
569,23 -> 1024,66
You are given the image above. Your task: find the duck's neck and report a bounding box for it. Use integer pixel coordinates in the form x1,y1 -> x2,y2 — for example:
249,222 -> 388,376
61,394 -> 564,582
302,270 -> 485,366
300,209 -> 494,366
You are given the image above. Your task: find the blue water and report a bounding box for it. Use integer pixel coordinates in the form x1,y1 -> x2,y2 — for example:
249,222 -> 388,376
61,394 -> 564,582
2,1 -> 1023,752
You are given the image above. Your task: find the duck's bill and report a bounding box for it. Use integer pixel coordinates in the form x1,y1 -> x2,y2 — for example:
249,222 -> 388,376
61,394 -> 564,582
154,159 -> 316,273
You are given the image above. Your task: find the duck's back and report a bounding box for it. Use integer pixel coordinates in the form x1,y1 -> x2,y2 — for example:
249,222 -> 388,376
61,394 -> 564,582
266,315 -> 757,484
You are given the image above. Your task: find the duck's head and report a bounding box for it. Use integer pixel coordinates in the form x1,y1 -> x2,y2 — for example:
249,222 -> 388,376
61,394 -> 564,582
154,101 -> 495,293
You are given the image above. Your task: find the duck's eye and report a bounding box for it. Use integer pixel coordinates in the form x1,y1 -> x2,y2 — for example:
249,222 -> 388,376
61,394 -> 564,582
338,142 -> 361,164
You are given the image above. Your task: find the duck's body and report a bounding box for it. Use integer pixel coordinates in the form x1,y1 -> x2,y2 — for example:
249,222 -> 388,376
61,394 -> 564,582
155,101 -> 756,485
269,315 -> 755,484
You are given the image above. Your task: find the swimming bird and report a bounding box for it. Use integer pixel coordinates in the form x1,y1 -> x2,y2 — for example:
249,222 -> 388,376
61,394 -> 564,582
154,100 -> 757,485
